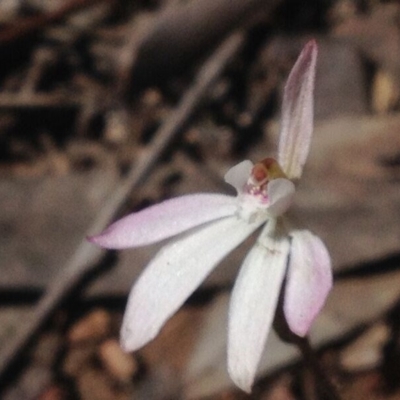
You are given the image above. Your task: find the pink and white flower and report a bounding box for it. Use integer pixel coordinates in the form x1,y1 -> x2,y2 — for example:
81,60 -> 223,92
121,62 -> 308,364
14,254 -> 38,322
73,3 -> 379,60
89,40 -> 332,393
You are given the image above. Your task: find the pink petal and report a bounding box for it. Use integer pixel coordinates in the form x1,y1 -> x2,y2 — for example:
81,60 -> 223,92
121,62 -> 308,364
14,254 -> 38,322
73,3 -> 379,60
284,230 -> 332,337
121,215 -> 264,352
278,40 -> 318,179
228,222 -> 290,393
224,160 -> 254,194
267,178 -> 295,217
88,194 -> 237,249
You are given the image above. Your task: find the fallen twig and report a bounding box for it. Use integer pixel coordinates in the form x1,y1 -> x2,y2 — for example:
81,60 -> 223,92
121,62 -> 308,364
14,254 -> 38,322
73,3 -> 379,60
0,0 -> 115,45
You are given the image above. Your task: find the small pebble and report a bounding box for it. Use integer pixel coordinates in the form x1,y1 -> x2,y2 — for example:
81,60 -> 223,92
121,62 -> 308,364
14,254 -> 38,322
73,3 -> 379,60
372,69 -> 399,114
68,309 -> 111,343
99,339 -> 138,383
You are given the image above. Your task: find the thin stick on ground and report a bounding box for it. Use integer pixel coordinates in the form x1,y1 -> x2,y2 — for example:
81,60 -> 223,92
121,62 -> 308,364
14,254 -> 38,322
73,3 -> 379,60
0,0 -> 115,45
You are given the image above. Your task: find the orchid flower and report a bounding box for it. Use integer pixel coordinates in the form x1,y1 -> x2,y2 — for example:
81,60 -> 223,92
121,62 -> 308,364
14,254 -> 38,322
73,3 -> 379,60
89,40 -> 332,393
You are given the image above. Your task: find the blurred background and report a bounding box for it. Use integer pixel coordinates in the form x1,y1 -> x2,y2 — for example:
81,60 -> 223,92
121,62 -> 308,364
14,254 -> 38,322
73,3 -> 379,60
1,0 -> 400,399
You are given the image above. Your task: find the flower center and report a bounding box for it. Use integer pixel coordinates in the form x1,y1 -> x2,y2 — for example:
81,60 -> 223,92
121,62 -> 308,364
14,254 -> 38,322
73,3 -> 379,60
245,158 -> 287,203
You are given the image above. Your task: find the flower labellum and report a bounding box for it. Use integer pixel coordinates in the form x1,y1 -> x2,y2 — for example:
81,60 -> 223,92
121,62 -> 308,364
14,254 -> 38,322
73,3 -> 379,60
89,39 -> 332,393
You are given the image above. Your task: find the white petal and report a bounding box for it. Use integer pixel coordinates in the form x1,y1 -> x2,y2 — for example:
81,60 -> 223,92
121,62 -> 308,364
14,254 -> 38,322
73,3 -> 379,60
228,222 -> 290,392
267,178 -> 295,217
284,230 -> 332,337
121,215 -> 264,352
89,193 -> 237,249
278,40 -> 318,179
224,160 -> 254,194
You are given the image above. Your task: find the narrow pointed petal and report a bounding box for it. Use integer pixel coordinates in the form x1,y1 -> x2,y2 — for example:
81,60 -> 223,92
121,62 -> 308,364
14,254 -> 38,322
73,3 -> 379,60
267,178 -> 295,217
278,40 -> 318,180
228,223 -> 290,392
89,194 -> 237,249
284,230 -> 332,337
224,160 -> 254,194
121,215 -> 264,352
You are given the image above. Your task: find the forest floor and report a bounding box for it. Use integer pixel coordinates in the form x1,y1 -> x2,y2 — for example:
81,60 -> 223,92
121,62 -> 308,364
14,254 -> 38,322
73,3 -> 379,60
1,1 -> 400,399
